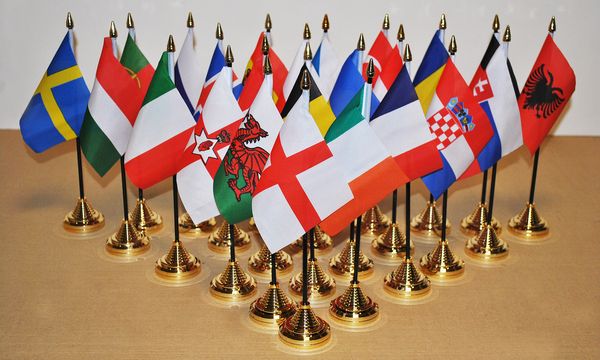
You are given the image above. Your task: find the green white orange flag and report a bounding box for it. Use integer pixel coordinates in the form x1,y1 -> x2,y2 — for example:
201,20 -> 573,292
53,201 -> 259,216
79,36 -> 153,176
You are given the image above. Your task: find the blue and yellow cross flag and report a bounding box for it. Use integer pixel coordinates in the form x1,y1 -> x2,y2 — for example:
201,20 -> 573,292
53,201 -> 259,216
19,32 -> 90,153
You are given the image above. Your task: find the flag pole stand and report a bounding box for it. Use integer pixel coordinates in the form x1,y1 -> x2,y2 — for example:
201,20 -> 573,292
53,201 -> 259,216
207,220 -> 251,253
248,217 -> 257,232
410,193 -> 450,240
360,205 -> 391,238
179,213 -> 217,237
293,225 -> 332,252
372,188 -> 413,259
129,188 -> 163,234
248,243 -> 293,279
460,170 -> 501,237
329,219 -> 374,280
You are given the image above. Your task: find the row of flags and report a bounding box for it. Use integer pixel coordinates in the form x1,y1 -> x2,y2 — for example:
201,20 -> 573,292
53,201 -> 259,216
19,16 -> 576,253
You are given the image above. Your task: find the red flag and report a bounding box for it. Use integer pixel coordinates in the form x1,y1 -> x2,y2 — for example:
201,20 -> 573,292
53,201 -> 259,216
519,34 -> 575,154
362,30 -> 393,84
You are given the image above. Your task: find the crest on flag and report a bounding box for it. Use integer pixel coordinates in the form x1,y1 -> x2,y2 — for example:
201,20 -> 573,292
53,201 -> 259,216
428,97 -> 474,150
522,64 -> 565,119
192,128 -> 230,164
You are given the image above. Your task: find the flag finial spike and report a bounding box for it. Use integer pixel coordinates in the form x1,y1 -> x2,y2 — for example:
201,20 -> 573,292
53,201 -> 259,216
503,25 -> 511,42
322,14 -> 330,32
303,23 -> 311,39
109,21 -> 117,38
187,12 -> 194,28
261,34 -> 270,55
449,35 -> 457,54
216,22 -> 224,40
357,33 -> 365,51
303,41 -> 312,60
265,14 -> 272,31
492,14 -> 500,32
301,69 -> 311,90
366,59 -> 375,82
403,43 -> 412,62
66,12 -> 74,29
264,55 -> 272,75
127,13 -> 134,29
397,24 -> 405,41
167,34 -> 175,52
383,13 -> 390,30
439,14 -> 447,30
225,45 -> 234,66
548,16 -> 556,33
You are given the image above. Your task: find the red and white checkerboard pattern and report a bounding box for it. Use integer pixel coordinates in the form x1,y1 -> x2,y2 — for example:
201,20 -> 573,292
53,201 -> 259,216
427,109 -> 464,150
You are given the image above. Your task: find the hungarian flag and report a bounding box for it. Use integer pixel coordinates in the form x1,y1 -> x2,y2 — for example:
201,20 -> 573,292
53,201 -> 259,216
319,84 -> 408,235
372,40 -> 403,109
313,31 -> 339,99
79,36 -> 153,176
252,88 -> 353,252
413,30 -> 449,114
213,71 -> 283,224
282,38 -> 309,101
124,52 -> 196,189
519,34 -> 575,154
175,27 -> 203,114
177,66 -> 244,223
421,59 -> 494,198
362,30 -> 393,85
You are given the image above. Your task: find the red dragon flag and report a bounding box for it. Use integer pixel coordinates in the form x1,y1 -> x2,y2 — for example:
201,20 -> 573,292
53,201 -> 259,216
177,65 -> 245,223
519,34 -> 575,154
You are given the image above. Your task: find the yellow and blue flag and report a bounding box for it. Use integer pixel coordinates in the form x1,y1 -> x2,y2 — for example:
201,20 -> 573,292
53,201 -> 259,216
413,30 -> 449,114
19,32 -> 89,153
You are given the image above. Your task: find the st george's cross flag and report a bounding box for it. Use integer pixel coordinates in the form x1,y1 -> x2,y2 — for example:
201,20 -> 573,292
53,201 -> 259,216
175,27 -> 203,114
362,30 -> 393,85
313,30 -> 339,99
372,39 -> 403,109
213,71 -> 283,224
282,38 -> 310,101
124,52 -> 196,189
519,34 -> 575,154
421,59 -> 494,198
413,30 -> 449,114
20,32 -> 89,153
252,88 -> 353,252
79,36 -> 153,176
177,66 -> 245,223
461,34 -> 522,178
371,64 -> 443,180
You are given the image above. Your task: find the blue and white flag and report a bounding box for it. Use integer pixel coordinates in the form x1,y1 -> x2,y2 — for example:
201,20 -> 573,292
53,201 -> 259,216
313,32 -> 339,99
175,28 -> 203,114
329,49 -> 364,117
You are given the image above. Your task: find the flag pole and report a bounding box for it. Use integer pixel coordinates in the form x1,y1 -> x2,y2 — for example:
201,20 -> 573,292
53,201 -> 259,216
68,13 -> 84,200
126,12 -> 140,204
404,43 -> 413,259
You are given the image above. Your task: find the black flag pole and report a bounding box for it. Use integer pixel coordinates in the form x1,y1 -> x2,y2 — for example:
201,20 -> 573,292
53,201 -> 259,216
75,138 -> 85,199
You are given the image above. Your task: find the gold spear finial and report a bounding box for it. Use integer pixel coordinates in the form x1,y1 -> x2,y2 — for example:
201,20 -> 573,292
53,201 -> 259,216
383,13 -> 390,30
66,12 -> 74,29
187,12 -> 194,28
397,24 -> 405,41
449,35 -> 457,55
357,33 -> 365,51
265,14 -> 272,31
492,14 -> 500,32
264,55 -> 272,75
261,34 -> 270,55
503,25 -> 511,42
404,43 -> 412,62
303,23 -> 311,39
167,34 -> 175,52
366,58 -> 375,82
548,16 -> 556,33
439,13 -> 447,29
109,21 -> 117,38
304,41 -> 312,60
127,13 -> 134,29
225,45 -> 234,66
322,14 -> 330,32
301,69 -> 311,90
216,22 -> 224,40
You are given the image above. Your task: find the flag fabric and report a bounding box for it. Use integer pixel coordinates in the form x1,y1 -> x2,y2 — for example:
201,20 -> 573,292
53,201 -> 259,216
177,66 -> 245,223
329,49 -> 364,117
421,59 -> 494,198
175,28 -> 203,114
79,36 -> 153,176
413,30 -> 449,113
213,73 -> 283,224
20,32 -> 89,153
362,30 -> 393,84
124,52 -> 196,189
252,89 -> 353,252
282,39 -> 309,101
372,41 -> 402,106
461,35 -> 522,178
519,34 -> 575,154
371,64 -> 443,180
319,84 -> 408,235
313,32 -> 339,99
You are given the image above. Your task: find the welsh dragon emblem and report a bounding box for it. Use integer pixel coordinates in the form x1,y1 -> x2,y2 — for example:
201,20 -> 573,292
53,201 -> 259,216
223,113 -> 269,201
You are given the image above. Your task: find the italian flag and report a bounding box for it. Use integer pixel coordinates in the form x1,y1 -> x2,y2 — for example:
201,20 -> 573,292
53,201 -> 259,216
79,36 -> 153,176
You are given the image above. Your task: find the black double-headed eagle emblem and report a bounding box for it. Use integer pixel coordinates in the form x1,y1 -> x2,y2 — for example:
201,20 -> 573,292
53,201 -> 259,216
522,64 -> 565,119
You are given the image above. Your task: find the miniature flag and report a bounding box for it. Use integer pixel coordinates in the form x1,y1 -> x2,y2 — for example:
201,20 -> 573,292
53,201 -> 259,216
313,31 -> 339,98
519,34 -> 575,154
252,89 -> 353,252
362,30 -> 393,84
175,28 -> 203,114
79,36 -> 153,176
177,66 -> 244,223
413,30 -> 449,113
20,32 -> 89,153
282,38 -> 309,100
213,72 -> 283,224
372,41 -> 403,108
421,59 -> 494,198
124,52 -> 196,189
329,49 -> 364,117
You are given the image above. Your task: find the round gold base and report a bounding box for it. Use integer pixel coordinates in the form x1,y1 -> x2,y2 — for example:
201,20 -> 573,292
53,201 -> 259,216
249,283 -> 298,326
328,283 -> 379,326
460,217 -> 501,237
289,261 -> 336,302
465,246 -> 509,261
507,203 -> 550,240
209,261 -> 257,302
329,264 -> 374,281
178,214 -> 217,235
360,206 -> 391,237
247,246 -> 294,278
410,201 -> 450,238
154,262 -> 201,282
248,262 -> 294,278
129,199 -> 163,234
293,227 -> 333,252
248,217 -> 257,232
154,240 -> 202,282
383,281 -> 432,299
105,220 -> 151,257
279,305 -> 331,349
383,258 -> 432,299
371,240 -> 414,260
105,241 -> 151,257
419,242 -> 465,281
419,263 -> 465,280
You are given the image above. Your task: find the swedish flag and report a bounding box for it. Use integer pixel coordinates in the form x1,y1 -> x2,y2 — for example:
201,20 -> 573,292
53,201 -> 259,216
19,32 -> 89,153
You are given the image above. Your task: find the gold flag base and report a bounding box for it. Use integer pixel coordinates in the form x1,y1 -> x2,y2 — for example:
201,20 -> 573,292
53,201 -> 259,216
460,202 -> 501,237
507,202 -> 549,240
371,222 -> 414,259
207,221 -> 251,253
178,213 -> 217,236
410,200 -> 450,238
383,257 -> 431,299
63,197 -> 105,233
419,240 -> 465,280
129,198 -> 163,234
210,260 -> 257,302
466,224 -> 509,260
360,205 -> 391,237
249,282 -> 298,326
248,245 -> 293,277
248,217 -> 257,232
289,260 -> 336,302
328,282 -> 379,326
329,240 -> 374,280
279,304 -> 331,349
105,219 -> 151,257
293,226 -> 332,252
154,240 -> 201,282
